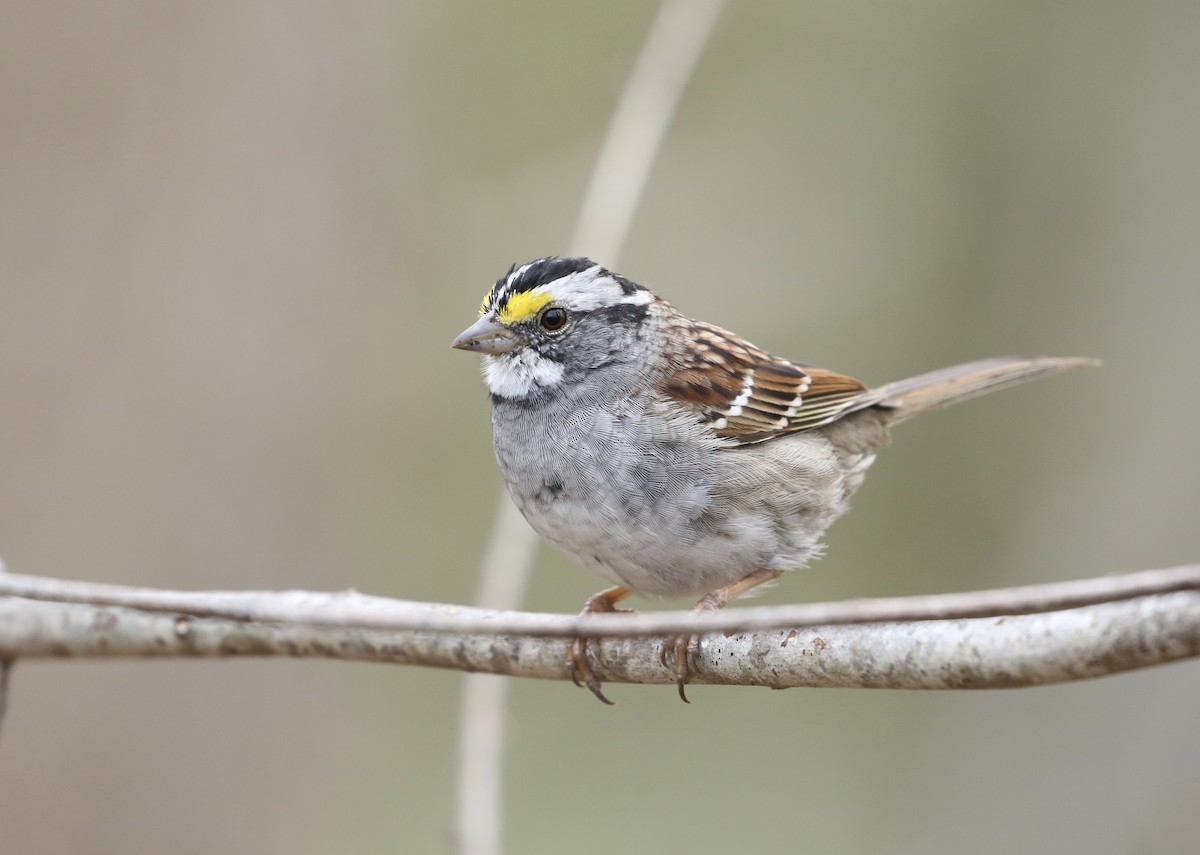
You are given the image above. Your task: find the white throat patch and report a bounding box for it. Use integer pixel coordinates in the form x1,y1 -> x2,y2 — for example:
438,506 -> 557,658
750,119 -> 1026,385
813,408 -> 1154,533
483,349 -> 565,399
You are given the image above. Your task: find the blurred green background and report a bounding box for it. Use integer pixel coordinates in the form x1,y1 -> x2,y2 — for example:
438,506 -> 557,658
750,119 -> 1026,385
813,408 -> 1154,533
2,2 -> 1198,853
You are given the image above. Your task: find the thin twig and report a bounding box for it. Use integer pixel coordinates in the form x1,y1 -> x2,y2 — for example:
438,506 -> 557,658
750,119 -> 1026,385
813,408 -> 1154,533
0,659 -> 10,735
0,558 -> 10,737
2,565 -> 1196,637
565,0 -> 728,262
457,3 -> 725,853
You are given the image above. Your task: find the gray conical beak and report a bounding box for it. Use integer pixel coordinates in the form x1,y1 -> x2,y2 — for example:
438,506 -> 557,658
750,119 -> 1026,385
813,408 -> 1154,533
451,314 -> 521,354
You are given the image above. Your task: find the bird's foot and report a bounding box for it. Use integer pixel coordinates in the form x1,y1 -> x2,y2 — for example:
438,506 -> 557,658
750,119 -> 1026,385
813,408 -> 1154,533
661,568 -> 785,703
660,631 -> 705,703
568,586 -> 632,705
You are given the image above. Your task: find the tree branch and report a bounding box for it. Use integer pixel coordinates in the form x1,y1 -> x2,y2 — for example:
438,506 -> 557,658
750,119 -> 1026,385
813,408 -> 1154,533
1,567 -> 1197,690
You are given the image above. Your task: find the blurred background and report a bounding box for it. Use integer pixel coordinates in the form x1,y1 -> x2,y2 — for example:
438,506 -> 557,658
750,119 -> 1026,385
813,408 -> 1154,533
2,2 -> 1198,853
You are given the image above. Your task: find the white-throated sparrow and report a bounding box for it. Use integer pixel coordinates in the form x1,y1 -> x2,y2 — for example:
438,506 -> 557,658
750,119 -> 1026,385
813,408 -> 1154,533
453,257 -> 1093,703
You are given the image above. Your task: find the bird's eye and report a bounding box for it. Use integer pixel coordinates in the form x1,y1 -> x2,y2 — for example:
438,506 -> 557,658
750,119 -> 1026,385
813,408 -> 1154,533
538,306 -> 569,332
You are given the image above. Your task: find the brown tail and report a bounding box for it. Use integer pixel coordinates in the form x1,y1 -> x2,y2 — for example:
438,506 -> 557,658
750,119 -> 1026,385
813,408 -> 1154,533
875,356 -> 1098,426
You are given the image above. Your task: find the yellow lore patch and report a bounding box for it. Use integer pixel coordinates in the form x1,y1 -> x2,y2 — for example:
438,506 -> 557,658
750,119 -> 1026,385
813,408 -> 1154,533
496,289 -> 553,325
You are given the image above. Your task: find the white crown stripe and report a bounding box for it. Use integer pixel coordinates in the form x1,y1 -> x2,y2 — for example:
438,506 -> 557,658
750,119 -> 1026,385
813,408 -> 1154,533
491,266 -> 652,316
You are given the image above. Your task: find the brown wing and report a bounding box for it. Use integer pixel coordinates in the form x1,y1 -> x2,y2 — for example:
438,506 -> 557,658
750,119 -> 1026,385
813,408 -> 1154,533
659,321 -> 883,445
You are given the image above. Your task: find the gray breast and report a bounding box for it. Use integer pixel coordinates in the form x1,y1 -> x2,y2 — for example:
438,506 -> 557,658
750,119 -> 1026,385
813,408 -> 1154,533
491,392 -> 722,593
489,391 -> 893,600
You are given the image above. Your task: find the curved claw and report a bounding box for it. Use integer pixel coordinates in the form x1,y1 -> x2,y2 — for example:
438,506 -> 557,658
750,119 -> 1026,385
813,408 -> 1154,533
662,633 -> 699,703
568,586 -> 632,705
568,636 -> 615,705
676,636 -> 692,703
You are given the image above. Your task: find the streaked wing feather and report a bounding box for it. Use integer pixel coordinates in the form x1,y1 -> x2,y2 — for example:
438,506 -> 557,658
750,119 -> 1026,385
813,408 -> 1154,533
660,322 -> 880,445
